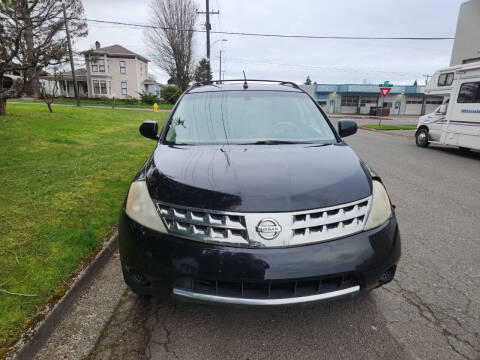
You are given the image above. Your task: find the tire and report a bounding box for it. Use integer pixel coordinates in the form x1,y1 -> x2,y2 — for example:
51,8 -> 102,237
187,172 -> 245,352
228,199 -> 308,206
415,128 -> 429,147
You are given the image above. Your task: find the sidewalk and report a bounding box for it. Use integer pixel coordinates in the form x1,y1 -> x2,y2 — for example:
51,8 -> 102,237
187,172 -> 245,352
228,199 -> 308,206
9,102 -> 171,112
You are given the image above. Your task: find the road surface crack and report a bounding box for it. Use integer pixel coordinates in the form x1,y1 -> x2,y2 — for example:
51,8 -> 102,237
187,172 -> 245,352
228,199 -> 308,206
161,303 -> 179,360
384,280 -> 479,360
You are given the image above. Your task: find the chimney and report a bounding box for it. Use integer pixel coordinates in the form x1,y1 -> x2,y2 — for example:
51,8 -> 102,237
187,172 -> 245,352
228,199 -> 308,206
95,41 -> 100,50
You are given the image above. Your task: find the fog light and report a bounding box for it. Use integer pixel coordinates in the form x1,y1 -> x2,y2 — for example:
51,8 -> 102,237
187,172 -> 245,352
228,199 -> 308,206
123,264 -> 150,286
379,265 -> 396,284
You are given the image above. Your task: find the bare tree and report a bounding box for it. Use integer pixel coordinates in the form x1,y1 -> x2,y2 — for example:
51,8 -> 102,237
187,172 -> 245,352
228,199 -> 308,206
40,66 -> 61,113
145,0 -> 197,91
3,0 -> 87,97
0,4 -> 25,115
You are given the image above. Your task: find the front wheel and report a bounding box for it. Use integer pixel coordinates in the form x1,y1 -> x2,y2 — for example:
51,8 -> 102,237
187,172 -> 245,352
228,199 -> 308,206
415,128 -> 429,147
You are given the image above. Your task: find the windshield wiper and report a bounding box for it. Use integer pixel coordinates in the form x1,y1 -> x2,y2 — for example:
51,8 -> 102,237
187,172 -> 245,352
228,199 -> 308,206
239,140 -> 315,145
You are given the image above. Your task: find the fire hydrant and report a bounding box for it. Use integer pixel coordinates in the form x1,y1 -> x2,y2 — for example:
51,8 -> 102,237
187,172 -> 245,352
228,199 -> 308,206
153,103 -> 158,113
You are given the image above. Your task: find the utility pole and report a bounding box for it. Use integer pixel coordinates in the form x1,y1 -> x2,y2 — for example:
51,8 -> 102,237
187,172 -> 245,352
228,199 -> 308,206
219,50 -> 222,82
63,3 -> 80,106
423,74 -> 432,85
197,0 -> 219,74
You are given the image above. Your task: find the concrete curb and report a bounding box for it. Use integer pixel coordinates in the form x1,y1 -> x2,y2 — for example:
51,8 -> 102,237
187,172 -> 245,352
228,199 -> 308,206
8,231 -> 119,360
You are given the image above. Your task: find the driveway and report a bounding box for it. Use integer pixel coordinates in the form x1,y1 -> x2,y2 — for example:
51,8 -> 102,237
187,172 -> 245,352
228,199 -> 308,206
25,129 -> 480,360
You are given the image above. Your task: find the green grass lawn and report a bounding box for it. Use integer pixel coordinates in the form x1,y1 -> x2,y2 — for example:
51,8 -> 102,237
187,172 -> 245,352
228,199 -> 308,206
10,97 -> 174,110
360,124 -> 417,131
0,103 -> 169,355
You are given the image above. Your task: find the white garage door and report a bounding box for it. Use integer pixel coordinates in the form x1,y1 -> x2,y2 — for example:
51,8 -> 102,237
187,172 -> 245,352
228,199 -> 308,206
405,99 -> 423,115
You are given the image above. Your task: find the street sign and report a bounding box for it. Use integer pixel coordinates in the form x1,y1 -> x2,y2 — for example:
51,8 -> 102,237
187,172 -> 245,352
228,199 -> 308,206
378,81 -> 393,88
380,87 -> 392,97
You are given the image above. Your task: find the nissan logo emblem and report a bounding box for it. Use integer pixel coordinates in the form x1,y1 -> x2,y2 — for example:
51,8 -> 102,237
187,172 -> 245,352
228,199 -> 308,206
256,218 -> 282,240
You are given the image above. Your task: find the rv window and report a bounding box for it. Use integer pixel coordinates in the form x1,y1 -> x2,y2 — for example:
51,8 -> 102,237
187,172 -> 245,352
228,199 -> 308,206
446,73 -> 454,86
438,74 -> 447,86
438,72 -> 454,86
457,82 -> 480,103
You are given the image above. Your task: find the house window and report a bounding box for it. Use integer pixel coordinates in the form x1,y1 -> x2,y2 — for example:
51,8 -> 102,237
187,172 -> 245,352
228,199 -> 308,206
91,60 -> 98,72
100,80 -> 107,94
82,82 -> 88,94
121,81 -> 127,95
93,80 -> 100,94
341,95 -> 359,107
438,72 -> 454,86
457,82 -> 480,103
98,59 -> 105,72
120,61 -> 126,74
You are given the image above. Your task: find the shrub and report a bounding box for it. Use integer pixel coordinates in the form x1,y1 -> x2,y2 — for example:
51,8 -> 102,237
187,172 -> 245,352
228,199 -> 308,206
160,85 -> 182,104
139,91 -> 160,105
121,95 -> 137,105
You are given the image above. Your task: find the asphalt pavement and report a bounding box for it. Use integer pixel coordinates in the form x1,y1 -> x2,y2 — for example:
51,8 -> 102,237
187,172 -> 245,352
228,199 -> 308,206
23,128 -> 480,360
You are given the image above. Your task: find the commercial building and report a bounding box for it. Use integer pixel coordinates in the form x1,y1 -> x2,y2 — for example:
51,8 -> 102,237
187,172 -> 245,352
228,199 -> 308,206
300,83 -> 443,116
450,0 -> 480,66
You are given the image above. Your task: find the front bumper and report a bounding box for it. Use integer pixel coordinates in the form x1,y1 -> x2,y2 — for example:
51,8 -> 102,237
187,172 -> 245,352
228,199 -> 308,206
119,210 -> 400,305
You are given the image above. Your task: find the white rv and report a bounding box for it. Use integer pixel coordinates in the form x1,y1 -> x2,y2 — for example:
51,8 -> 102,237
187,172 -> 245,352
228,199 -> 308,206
416,61 -> 480,150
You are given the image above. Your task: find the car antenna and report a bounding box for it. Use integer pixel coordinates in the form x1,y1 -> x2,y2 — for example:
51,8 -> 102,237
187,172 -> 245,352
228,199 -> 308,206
243,71 -> 248,89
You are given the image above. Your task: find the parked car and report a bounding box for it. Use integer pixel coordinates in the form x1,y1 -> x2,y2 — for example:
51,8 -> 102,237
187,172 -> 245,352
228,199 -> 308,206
119,80 -> 401,306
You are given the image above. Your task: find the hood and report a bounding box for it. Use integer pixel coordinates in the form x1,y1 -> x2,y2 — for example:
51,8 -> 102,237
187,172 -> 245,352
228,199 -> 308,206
146,143 -> 372,212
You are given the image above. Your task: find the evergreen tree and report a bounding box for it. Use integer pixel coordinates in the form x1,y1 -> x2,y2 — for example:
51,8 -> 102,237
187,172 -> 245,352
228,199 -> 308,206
194,58 -> 212,82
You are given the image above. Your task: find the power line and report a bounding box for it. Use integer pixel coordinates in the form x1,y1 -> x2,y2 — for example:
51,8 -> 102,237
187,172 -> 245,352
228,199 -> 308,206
227,57 -> 424,77
69,17 -> 455,41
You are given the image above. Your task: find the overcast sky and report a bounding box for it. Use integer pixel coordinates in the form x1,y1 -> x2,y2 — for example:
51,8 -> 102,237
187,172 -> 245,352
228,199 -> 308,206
75,0 -> 465,85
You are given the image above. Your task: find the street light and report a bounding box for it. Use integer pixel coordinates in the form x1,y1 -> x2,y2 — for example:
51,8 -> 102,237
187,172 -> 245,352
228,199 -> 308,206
212,39 -> 227,81
212,39 -> 227,48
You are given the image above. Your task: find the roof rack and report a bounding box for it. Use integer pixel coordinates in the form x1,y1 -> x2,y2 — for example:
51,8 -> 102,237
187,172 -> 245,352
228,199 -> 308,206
186,79 -> 301,93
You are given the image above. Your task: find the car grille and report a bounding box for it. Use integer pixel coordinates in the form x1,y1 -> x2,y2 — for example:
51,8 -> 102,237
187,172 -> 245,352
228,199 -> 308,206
155,196 -> 371,247
174,275 -> 359,300
155,202 -> 249,245
290,198 -> 370,245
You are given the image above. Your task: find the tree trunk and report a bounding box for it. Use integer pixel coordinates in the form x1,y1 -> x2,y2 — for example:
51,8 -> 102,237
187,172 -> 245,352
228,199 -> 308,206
47,102 -> 52,113
0,73 -> 5,116
25,68 -> 41,97
23,1 -> 41,98
0,98 -> 6,116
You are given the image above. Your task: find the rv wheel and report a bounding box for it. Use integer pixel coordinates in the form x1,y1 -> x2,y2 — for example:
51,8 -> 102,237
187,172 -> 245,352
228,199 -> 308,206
415,128 -> 429,147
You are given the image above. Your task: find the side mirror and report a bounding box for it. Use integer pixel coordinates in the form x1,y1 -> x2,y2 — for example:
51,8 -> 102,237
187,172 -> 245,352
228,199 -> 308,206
439,104 -> 447,114
338,119 -> 358,138
139,121 -> 159,140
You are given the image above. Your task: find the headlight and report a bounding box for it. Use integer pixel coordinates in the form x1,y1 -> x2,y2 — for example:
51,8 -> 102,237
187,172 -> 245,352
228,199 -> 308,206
364,180 -> 392,231
125,181 -> 167,232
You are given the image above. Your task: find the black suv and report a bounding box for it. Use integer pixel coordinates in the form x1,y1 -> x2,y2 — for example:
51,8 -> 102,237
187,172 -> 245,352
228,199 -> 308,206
119,80 -> 400,305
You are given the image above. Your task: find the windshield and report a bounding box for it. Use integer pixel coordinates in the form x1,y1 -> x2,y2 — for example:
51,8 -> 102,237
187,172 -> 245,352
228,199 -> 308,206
165,91 -> 337,145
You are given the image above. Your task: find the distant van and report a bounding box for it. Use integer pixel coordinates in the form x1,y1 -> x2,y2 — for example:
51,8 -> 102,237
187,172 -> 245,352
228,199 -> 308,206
416,61 -> 480,150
